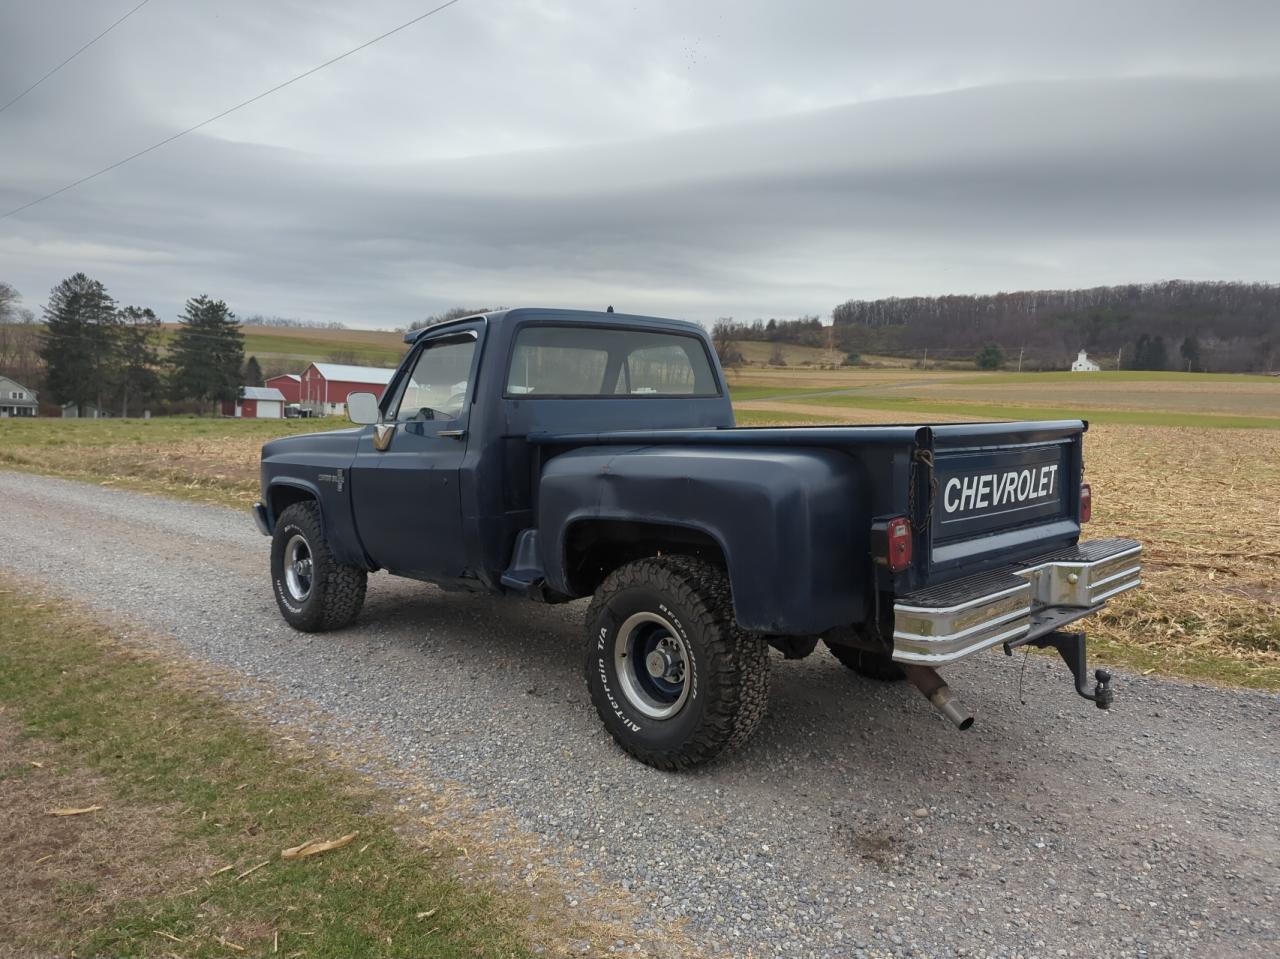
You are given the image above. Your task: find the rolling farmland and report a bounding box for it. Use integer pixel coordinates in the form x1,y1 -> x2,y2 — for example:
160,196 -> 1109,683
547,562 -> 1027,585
1,364 -> 1276,689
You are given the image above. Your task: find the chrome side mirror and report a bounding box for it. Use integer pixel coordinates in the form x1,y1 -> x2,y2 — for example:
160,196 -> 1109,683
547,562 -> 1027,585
347,391 -> 380,425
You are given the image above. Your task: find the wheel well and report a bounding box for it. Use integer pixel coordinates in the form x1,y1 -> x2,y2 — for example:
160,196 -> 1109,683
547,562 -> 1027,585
563,519 -> 727,596
268,484 -> 319,529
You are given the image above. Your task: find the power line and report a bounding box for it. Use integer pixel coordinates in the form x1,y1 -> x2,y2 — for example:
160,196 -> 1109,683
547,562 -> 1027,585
0,0 -> 155,116
1,0 -> 465,220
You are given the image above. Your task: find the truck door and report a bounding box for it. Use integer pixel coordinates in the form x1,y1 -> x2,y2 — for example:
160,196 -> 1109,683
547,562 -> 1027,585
349,328 -> 479,579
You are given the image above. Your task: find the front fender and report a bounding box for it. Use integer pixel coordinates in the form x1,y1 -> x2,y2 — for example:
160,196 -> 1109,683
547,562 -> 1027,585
537,445 -> 869,634
261,427 -> 368,568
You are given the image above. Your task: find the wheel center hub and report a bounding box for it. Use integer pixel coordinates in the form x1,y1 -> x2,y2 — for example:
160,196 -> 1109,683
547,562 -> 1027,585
644,645 -> 683,683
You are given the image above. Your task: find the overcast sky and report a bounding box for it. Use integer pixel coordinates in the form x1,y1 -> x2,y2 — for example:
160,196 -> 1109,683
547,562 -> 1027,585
1,0 -> 1278,329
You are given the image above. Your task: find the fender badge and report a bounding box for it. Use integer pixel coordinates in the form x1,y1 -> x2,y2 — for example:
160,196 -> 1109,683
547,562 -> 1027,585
318,468 -> 345,493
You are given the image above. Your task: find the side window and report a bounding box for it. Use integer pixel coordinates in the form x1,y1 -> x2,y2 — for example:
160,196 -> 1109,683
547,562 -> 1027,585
388,335 -> 477,422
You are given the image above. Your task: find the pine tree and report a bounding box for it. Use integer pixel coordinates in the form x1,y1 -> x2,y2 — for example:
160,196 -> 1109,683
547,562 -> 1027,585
40,273 -> 119,416
116,306 -> 162,417
976,344 -> 1005,369
243,355 -> 264,387
168,295 -> 245,413
1130,334 -> 1170,371
1179,335 -> 1202,372
1147,335 -> 1168,371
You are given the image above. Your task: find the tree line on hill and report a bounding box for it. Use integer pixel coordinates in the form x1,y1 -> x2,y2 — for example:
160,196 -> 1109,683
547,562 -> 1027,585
239,313 -> 347,330
0,274 -> 252,416
715,281 -> 1278,372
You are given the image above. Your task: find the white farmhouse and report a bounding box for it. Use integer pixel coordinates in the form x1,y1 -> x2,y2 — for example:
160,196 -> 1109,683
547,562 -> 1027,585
0,375 -> 38,417
1071,349 -> 1101,372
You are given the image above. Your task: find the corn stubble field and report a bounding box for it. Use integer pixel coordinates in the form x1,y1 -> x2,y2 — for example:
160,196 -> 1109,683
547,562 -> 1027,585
1,365 -> 1276,690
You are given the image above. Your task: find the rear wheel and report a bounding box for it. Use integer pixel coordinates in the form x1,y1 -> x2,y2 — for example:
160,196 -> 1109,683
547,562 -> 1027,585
270,501 -> 367,632
825,641 -> 906,682
585,556 -> 769,770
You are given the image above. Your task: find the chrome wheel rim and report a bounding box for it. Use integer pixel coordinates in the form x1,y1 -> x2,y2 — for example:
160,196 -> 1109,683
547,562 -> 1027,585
283,534 -> 313,601
614,611 -> 690,720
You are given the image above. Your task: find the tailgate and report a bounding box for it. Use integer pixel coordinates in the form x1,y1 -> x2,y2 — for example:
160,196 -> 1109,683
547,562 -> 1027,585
923,421 -> 1085,573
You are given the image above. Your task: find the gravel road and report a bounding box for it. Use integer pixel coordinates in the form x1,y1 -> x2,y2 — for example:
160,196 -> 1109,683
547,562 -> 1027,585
1,470 -> 1276,959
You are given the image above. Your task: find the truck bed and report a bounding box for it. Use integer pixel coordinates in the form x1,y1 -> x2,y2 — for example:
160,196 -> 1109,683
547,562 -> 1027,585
530,418 -> 1088,587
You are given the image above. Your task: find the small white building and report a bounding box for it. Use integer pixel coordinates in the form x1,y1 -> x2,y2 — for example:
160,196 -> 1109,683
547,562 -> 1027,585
221,386 -> 286,419
1071,349 -> 1101,372
61,402 -> 108,419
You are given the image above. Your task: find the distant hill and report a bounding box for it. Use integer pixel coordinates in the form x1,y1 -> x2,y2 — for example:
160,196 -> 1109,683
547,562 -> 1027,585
157,324 -> 407,377
830,281 -> 1279,372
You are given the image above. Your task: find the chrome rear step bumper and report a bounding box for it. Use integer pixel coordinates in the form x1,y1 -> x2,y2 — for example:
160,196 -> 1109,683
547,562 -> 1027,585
892,538 -> 1141,666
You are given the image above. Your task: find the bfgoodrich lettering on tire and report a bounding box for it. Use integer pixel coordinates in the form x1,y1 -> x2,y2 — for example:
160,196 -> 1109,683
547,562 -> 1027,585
270,501 -> 367,632
585,556 -> 770,770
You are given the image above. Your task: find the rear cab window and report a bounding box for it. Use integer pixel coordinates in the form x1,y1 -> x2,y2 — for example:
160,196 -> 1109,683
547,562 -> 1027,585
505,325 -> 721,398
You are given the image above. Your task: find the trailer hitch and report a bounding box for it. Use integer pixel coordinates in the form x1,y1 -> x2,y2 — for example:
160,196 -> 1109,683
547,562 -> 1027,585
1004,630 -> 1113,709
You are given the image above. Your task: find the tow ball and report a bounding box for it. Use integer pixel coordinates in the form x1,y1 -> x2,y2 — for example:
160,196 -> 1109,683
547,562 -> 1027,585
1004,630 -> 1114,709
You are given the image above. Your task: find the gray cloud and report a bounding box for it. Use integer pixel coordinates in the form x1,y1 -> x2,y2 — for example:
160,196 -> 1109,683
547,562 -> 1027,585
1,1 -> 1278,327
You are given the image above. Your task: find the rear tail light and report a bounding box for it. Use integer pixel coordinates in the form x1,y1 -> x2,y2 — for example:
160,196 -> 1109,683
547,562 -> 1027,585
885,516 -> 913,572
1080,483 -> 1092,523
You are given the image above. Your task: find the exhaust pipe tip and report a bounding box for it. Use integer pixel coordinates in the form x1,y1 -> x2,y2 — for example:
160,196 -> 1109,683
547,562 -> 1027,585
930,686 -> 975,730
903,664 -> 976,730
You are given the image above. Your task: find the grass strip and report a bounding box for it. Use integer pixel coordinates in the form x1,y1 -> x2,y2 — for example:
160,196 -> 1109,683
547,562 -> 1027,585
727,385 -> 836,402
731,407 -> 833,425
0,581 -> 543,958
942,370 -> 1276,385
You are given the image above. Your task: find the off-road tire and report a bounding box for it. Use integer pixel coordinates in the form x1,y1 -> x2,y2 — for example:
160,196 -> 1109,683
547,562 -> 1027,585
270,501 -> 367,632
585,555 -> 770,770
824,640 -> 906,682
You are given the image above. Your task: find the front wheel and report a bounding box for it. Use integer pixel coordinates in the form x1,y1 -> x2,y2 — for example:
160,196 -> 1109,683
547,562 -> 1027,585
585,556 -> 770,770
270,501 -> 367,632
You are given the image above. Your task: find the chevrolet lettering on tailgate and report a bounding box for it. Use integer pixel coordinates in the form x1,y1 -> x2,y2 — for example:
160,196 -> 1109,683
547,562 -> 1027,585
933,444 -> 1069,539
943,463 -> 1059,515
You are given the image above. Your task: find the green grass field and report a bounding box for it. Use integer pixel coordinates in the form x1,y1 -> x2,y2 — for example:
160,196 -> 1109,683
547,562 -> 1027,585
730,367 -> 1280,428
764,391 -> 1280,429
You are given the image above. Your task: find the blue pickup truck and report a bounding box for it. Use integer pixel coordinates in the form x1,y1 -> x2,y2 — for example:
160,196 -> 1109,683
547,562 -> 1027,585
254,308 -> 1141,769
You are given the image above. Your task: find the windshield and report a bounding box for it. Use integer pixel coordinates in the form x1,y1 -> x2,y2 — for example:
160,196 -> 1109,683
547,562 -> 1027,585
506,325 -> 720,397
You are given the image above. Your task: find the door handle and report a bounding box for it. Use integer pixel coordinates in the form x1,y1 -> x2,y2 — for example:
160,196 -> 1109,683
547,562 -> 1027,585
436,429 -> 466,440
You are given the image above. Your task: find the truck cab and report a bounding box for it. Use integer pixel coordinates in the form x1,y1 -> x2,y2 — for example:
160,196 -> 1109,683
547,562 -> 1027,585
255,308 -> 1141,769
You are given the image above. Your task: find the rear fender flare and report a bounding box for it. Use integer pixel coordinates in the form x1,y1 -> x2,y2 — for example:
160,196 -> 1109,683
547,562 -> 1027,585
557,511 -> 732,587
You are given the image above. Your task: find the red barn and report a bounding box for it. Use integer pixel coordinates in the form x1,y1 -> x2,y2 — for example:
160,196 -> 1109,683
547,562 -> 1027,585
266,373 -> 301,404
300,362 -> 396,416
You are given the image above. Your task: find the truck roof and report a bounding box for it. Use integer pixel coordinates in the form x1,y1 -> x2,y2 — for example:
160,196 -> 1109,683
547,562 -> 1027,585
403,307 -> 707,344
